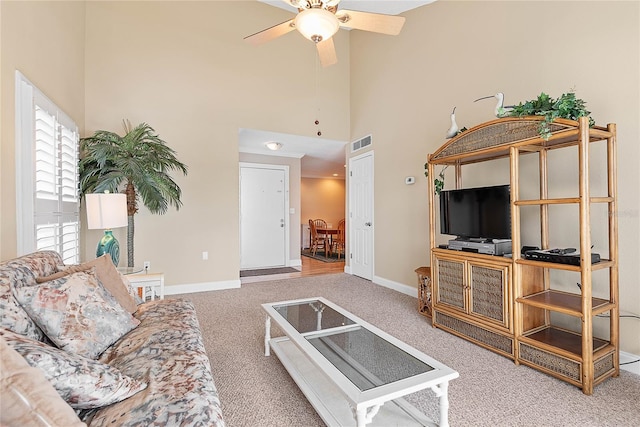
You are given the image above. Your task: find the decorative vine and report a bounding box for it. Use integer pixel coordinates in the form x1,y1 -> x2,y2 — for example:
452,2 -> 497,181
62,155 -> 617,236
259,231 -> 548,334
424,164 -> 448,195
505,90 -> 595,140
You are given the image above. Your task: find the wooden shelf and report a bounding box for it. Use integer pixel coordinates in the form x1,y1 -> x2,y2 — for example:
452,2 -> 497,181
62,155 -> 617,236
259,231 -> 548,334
515,258 -> 614,272
521,326 -> 611,359
517,290 -> 613,317
514,196 -> 614,206
427,116 -> 619,395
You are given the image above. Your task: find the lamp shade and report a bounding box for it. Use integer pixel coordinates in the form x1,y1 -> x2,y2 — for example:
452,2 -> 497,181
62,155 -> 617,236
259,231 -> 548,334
86,193 -> 128,230
294,8 -> 340,43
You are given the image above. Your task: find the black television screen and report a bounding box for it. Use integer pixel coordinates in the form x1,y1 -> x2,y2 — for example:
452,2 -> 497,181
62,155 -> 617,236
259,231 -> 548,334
440,184 -> 511,240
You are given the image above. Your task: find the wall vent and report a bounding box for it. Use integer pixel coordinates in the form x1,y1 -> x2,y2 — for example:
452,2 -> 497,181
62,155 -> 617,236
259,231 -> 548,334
351,135 -> 372,152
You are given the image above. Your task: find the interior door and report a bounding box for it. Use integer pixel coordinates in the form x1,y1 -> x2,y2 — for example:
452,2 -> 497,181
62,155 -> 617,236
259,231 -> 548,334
240,164 -> 289,269
349,152 -> 373,280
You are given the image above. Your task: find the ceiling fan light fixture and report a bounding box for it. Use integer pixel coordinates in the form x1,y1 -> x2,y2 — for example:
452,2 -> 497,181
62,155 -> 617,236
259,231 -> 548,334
294,8 -> 339,43
265,141 -> 283,151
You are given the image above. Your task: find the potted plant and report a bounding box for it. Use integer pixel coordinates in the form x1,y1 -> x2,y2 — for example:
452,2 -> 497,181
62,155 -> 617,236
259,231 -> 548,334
79,121 -> 188,267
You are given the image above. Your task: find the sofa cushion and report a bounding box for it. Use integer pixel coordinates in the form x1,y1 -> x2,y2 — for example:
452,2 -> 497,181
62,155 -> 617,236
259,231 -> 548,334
36,254 -> 138,313
14,268 -> 140,359
1,328 -> 146,410
0,336 -> 86,426
84,299 -> 225,426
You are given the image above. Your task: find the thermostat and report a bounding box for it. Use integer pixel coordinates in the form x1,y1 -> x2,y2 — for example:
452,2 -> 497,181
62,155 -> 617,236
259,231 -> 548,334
405,176 -> 416,185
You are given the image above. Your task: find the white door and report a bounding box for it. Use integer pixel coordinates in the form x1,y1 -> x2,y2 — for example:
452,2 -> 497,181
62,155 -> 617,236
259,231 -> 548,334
240,164 -> 289,269
349,152 -> 373,280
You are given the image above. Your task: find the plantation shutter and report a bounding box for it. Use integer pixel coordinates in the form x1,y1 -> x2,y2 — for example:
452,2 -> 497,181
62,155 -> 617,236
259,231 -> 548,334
16,71 -> 80,264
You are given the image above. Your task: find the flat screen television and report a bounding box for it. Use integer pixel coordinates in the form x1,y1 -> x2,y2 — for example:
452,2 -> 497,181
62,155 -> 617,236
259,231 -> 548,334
440,184 -> 511,240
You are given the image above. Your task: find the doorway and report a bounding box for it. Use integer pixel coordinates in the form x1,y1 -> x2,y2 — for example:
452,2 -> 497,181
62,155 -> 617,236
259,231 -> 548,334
239,163 -> 290,270
348,151 -> 374,280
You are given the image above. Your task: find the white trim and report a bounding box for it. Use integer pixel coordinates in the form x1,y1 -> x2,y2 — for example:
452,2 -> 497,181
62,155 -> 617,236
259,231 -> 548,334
15,71 -> 79,261
15,72 -> 35,255
620,350 -> 640,376
372,275 -> 418,298
348,150 -> 374,280
289,258 -> 302,267
239,162 -> 291,268
163,279 -> 241,295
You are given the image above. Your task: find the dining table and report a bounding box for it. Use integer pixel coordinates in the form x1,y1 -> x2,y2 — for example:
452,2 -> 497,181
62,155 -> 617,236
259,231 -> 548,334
316,227 -> 339,257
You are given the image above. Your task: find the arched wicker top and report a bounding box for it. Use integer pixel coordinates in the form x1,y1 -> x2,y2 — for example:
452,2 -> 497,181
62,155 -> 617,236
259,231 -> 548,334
429,116 -> 611,165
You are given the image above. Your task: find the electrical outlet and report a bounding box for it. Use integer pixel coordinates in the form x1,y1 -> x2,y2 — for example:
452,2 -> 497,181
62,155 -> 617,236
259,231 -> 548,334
143,261 -> 151,271
202,251 -> 208,261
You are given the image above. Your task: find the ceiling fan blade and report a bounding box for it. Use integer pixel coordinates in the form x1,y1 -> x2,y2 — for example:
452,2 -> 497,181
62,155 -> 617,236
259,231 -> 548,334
336,10 -> 405,35
244,19 -> 296,45
316,37 -> 337,68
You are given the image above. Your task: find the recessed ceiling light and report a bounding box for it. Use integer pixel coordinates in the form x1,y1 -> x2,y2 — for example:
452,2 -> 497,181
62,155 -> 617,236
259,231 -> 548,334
332,173 -> 339,177
265,141 -> 283,151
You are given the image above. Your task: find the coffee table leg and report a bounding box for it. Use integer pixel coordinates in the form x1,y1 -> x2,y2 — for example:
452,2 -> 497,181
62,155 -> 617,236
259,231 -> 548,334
354,405 -> 381,427
431,381 -> 450,427
264,315 -> 271,356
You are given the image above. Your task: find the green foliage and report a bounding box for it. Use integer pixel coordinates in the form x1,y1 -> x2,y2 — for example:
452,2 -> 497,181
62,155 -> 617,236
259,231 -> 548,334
79,120 -> 188,267
424,164 -> 448,195
79,121 -> 188,215
507,91 -> 595,140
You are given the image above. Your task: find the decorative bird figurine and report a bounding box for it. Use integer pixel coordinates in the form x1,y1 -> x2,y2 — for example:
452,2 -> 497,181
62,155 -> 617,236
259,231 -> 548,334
445,107 -> 459,138
474,92 -> 512,117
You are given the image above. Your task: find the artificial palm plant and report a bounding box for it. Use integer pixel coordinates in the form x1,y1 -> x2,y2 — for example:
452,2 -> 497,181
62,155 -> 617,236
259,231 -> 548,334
79,121 -> 188,267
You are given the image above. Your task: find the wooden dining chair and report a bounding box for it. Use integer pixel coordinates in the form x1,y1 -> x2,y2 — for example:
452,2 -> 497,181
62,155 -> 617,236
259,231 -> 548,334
332,219 -> 346,259
309,219 -> 329,256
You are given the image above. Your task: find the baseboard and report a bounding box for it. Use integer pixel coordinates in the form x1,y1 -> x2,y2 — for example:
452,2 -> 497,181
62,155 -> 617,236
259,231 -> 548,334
372,275 -> 418,298
620,350 -> 640,376
164,279 -> 241,295
289,258 -> 302,267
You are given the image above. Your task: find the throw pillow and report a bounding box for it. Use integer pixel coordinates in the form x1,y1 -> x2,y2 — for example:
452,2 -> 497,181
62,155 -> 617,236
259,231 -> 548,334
0,336 -> 86,426
0,265 -> 45,341
14,269 -> 140,359
36,254 -> 138,313
1,329 -> 147,410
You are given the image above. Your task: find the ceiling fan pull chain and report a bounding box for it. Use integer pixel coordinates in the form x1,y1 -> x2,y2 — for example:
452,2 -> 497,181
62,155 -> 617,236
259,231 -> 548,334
315,54 -> 322,136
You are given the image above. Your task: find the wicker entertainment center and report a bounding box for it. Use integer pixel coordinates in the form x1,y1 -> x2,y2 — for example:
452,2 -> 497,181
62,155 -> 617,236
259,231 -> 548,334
426,116 -> 619,395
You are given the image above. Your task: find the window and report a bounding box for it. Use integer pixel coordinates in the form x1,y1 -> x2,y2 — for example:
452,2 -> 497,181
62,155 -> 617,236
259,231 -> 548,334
15,71 -> 80,264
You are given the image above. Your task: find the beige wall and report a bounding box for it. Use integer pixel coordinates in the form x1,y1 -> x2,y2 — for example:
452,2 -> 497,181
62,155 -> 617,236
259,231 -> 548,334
301,177 -> 346,229
82,1 -> 350,285
1,1 -> 638,354
0,0 -> 86,261
349,0 -> 639,354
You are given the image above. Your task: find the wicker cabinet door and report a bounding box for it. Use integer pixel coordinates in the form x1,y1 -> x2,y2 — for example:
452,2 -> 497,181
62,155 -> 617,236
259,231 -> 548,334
469,263 -> 509,329
435,257 -> 466,311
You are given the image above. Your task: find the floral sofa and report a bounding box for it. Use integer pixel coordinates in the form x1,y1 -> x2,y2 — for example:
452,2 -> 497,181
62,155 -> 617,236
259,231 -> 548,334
0,251 -> 225,426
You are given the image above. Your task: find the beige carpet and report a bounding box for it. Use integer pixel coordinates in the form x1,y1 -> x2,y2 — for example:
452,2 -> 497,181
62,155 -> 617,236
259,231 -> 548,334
183,273 -> 640,427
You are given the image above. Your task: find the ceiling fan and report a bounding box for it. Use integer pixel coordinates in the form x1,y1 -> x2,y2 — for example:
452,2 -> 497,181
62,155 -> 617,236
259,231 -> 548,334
244,0 -> 406,67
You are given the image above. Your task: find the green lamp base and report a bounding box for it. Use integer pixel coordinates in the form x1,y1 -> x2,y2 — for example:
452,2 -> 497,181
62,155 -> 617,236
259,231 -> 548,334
96,230 -> 120,266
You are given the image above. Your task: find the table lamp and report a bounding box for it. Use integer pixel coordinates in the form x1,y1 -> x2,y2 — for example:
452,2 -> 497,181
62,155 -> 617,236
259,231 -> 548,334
86,192 -> 128,266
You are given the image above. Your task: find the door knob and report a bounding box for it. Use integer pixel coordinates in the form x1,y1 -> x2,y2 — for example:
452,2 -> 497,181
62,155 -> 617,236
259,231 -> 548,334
365,222 -> 372,226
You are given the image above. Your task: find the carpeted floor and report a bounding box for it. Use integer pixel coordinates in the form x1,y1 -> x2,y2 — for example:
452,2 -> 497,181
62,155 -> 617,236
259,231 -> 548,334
183,273 -> 640,427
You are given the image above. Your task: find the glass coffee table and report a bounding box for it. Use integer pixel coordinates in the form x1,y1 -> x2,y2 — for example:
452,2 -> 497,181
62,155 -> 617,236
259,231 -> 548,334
262,297 -> 459,427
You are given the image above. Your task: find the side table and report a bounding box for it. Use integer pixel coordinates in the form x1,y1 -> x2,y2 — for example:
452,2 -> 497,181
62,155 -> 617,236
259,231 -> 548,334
126,272 -> 165,301
415,266 -> 432,318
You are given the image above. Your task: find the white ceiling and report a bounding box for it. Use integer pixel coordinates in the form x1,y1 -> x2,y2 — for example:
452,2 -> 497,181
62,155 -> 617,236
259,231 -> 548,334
260,1 -> 434,16
239,128 -> 348,179
241,1 -> 435,179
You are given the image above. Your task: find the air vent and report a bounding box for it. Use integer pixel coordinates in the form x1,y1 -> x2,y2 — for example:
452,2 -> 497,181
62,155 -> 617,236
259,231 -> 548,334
351,135 -> 372,152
